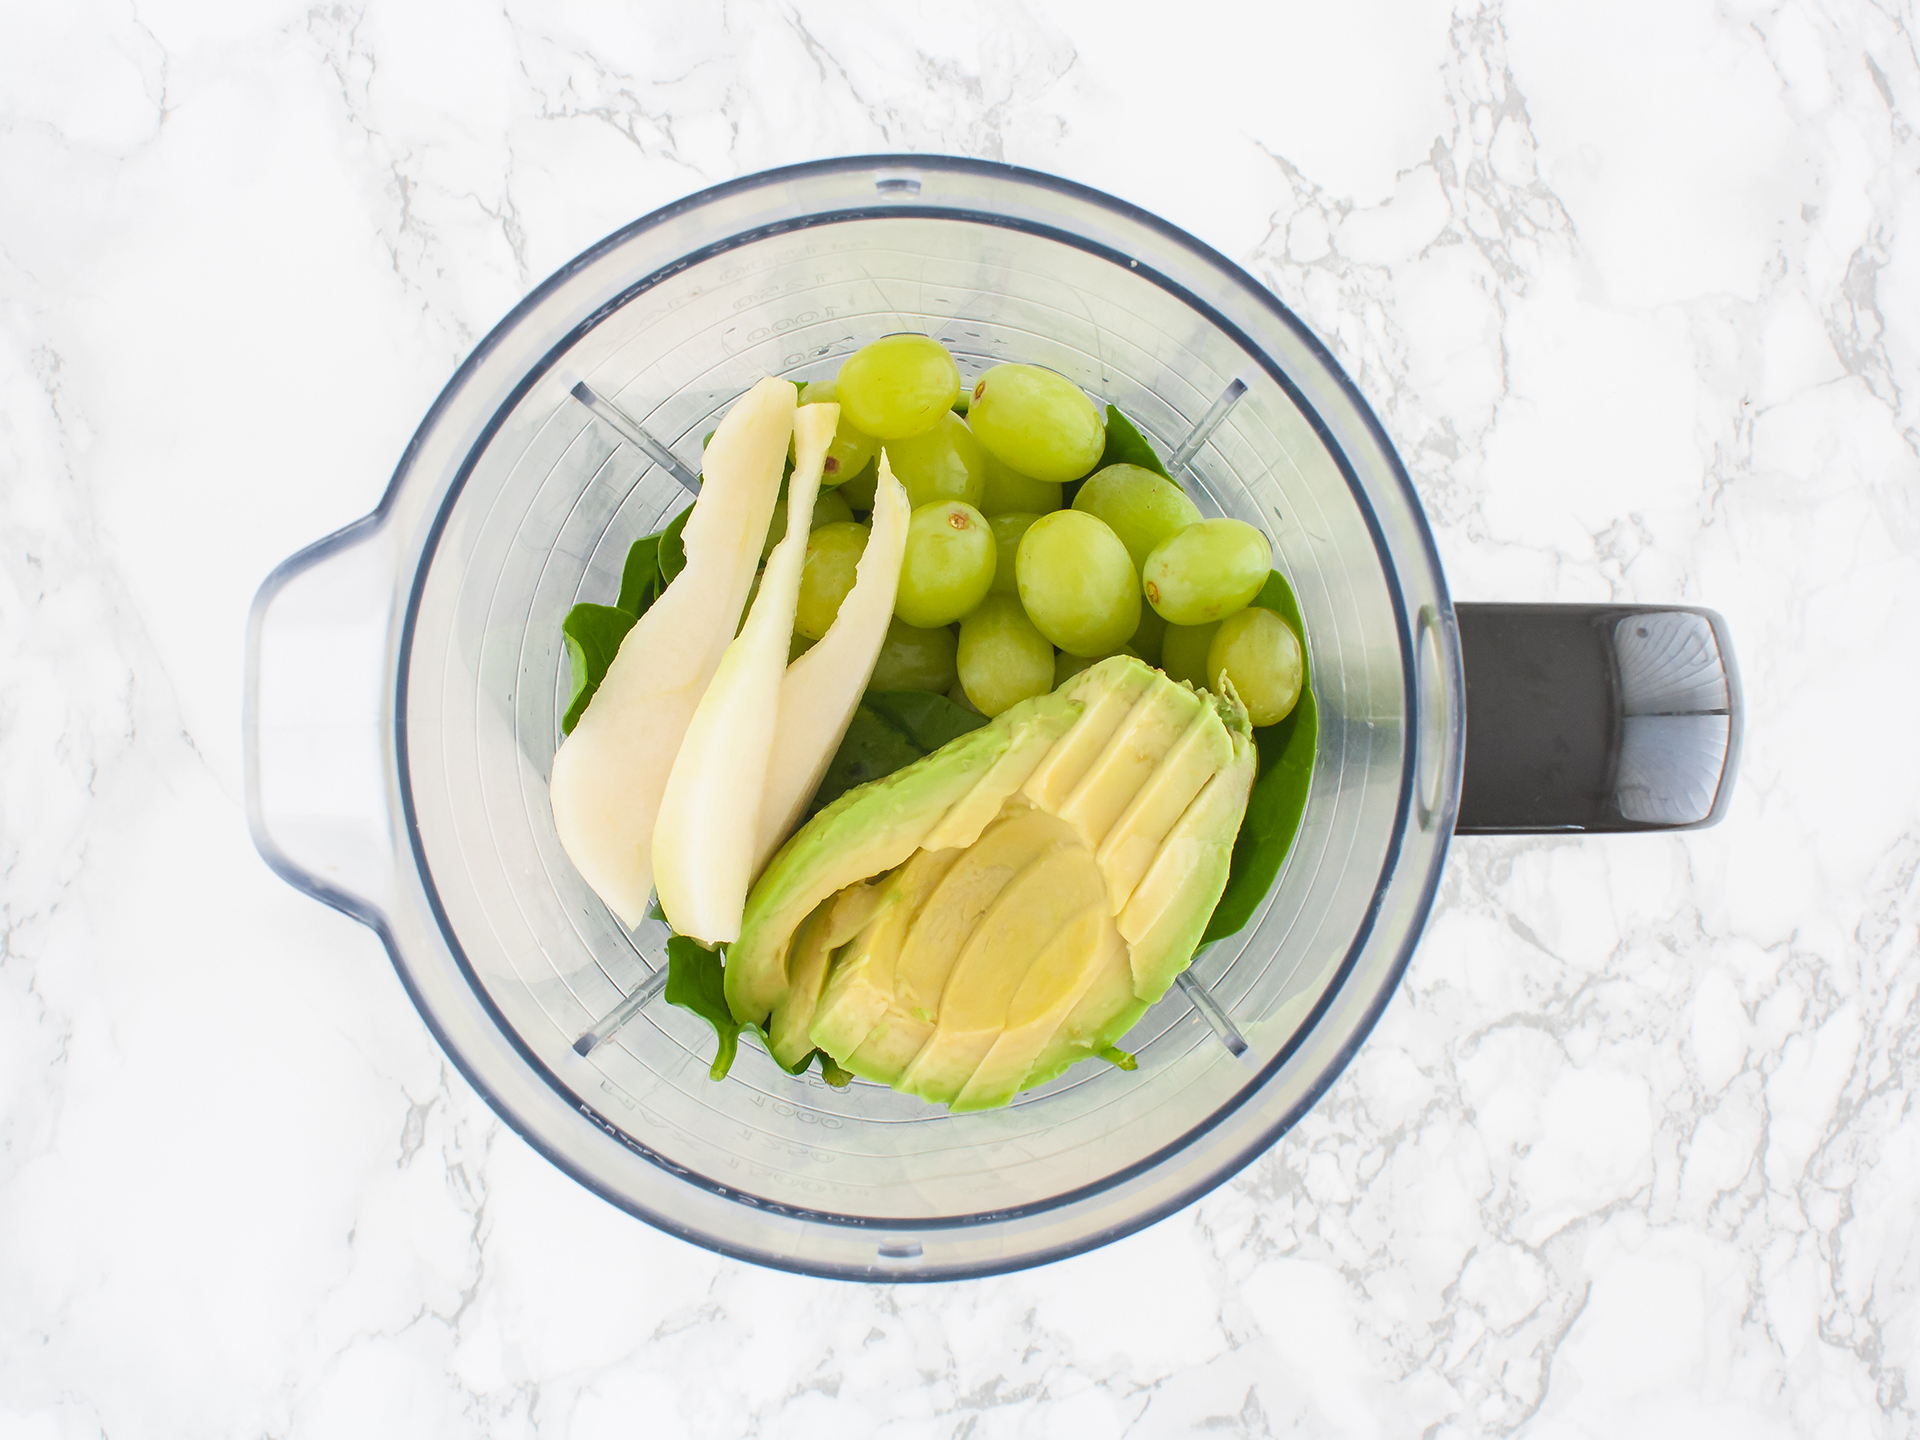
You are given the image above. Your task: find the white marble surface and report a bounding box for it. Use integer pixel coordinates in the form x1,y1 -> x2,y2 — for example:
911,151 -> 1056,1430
3,0 -> 1917,1434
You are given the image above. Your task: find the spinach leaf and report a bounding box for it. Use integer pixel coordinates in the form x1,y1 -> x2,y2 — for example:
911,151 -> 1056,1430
617,533 -> 664,614
862,689 -> 989,753
656,506 -> 692,586
1096,404 -> 1174,481
561,604 -> 639,735
1201,570 -> 1317,944
809,692 -> 990,816
810,705 -> 937,815
665,930 -> 837,1086
664,935 -> 743,1080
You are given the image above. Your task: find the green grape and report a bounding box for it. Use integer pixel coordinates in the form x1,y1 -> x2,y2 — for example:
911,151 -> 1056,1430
811,488 -> 854,529
1141,519 -> 1271,625
761,480 -> 856,561
837,455 -> 880,512
1207,606 -> 1304,724
987,512 -> 1042,595
979,452 -> 1064,516
947,679 -> 985,716
789,631 -> 816,663
1054,644 -> 1138,688
968,363 -> 1105,483
834,335 -> 962,440
796,378 -> 881,485
868,617 -> 959,693
895,500 -> 996,628
1128,605 -> 1168,666
1072,464 -> 1203,573
1014,510 -> 1140,656
883,411 -> 987,509
958,597 -> 1056,717
795,521 -> 869,639
1159,621 -> 1221,688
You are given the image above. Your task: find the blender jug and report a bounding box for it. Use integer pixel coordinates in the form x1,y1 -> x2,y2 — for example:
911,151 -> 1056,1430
245,158 -> 1739,1279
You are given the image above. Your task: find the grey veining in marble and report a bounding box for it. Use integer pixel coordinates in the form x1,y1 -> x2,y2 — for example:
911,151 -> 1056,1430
2,1 -> 1916,1435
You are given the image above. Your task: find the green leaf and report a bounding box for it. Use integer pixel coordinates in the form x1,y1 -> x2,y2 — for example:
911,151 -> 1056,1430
1201,570 -> 1317,944
1096,404 -> 1173,481
656,506 -> 692,586
664,935 -> 743,1080
809,705 -> 936,816
862,689 -> 990,753
808,692 -> 990,817
616,534 -> 664,615
560,604 -> 639,735
1098,1045 -> 1137,1071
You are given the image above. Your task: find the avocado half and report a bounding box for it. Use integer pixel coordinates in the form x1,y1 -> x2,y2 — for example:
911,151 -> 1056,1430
726,655 -> 1256,1111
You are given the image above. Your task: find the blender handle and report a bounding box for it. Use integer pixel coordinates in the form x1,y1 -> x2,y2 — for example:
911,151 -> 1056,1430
1454,603 -> 1742,834
243,513 -> 398,925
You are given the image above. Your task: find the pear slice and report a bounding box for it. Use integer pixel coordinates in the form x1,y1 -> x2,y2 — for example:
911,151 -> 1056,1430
654,402 -> 839,945
549,377 -> 795,927
751,455 -> 912,876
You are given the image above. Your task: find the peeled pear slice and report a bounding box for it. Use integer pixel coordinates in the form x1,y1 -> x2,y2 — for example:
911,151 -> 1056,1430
653,403 -> 839,945
750,455 -> 913,875
549,377 -> 795,926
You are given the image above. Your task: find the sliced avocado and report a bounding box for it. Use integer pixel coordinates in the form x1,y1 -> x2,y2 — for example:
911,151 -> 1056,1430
808,846 -> 961,1062
919,689 -> 1082,851
1121,694 -> 1256,1002
1056,676 -> 1204,851
855,809 -> 1073,1084
1093,706 -> 1233,912
1014,924 -> 1145,1095
767,901 -> 835,1068
736,655 -> 1257,1110
1018,657 -> 1154,812
954,912 -> 1125,1111
727,721 -> 1008,1026
897,845 -> 1108,1105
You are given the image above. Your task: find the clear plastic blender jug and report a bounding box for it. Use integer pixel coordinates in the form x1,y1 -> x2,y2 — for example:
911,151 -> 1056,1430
245,157 -> 1738,1280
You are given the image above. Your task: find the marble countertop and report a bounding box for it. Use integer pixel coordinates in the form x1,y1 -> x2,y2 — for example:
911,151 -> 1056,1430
4,1 -> 1916,1435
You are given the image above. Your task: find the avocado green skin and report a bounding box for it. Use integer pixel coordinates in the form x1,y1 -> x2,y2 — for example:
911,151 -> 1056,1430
727,686 -> 1086,1029
729,659 -> 1255,1107
726,722 -> 1009,1027
1123,689 -> 1256,1004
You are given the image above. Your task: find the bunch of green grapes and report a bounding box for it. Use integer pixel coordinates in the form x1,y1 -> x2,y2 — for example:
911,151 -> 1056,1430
767,334 -> 1304,725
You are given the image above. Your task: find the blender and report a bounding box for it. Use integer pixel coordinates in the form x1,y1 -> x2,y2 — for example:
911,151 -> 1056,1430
245,157 -> 1739,1279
